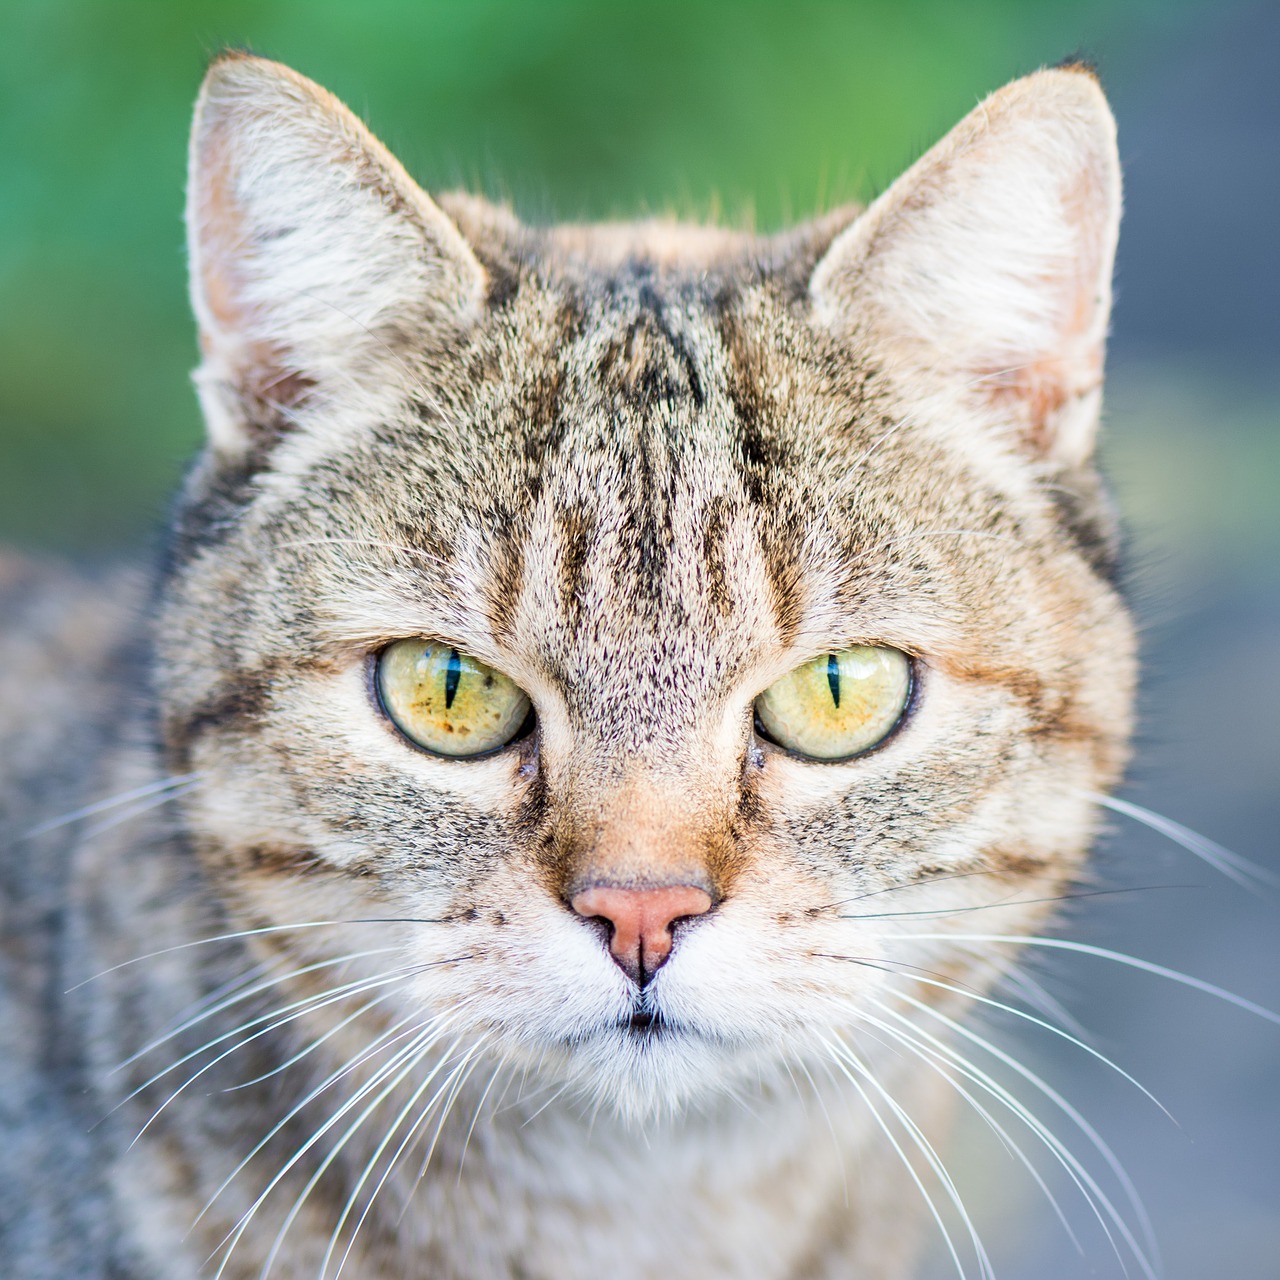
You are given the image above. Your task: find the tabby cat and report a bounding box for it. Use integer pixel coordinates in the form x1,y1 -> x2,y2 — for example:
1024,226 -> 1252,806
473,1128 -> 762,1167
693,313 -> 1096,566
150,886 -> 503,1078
0,53 -> 1138,1279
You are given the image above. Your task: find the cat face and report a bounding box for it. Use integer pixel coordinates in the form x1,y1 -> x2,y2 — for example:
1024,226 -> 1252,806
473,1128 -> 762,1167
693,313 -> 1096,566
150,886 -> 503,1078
157,54 -> 1135,1120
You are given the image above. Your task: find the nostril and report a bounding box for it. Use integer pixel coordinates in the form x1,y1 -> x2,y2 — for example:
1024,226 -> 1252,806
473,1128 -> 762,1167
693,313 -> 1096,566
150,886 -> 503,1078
570,884 -> 714,985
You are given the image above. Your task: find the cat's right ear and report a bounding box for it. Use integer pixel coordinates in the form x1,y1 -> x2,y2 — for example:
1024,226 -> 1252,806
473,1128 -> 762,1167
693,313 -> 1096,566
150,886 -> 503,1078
186,53 -> 486,459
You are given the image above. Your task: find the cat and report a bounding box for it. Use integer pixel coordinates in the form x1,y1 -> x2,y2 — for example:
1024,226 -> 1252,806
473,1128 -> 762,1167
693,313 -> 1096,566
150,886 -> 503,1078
0,51 -> 1140,1279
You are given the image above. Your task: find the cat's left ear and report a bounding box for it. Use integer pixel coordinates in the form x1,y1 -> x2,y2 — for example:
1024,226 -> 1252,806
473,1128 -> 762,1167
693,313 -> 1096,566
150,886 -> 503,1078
186,53 -> 487,459
810,66 -> 1120,469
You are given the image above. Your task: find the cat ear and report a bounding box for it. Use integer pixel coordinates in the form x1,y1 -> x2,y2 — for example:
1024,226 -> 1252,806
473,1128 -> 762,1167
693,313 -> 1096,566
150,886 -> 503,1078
810,66 -> 1120,469
186,53 -> 487,458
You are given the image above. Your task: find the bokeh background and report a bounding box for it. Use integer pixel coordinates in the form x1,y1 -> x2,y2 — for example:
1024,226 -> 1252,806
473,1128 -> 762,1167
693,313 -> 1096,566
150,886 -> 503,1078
2,2 -> 1276,1276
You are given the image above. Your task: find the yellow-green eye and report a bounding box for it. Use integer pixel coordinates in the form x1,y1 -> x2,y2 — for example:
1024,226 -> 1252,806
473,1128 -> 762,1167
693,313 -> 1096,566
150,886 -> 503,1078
376,640 -> 532,758
754,645 -> 912,761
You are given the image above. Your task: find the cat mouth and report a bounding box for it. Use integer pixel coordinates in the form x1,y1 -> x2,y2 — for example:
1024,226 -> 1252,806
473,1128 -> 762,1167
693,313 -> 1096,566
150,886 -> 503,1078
625,1008 -> 662,1036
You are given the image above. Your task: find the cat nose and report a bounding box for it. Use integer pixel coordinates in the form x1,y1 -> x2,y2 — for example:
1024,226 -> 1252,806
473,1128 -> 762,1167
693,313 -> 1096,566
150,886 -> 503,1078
570,884 -> 713,986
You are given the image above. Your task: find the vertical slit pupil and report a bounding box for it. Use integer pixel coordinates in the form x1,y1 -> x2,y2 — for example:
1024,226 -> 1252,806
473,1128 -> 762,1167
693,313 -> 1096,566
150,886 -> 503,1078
445,648 -> 463,709
827,653 -> 841,708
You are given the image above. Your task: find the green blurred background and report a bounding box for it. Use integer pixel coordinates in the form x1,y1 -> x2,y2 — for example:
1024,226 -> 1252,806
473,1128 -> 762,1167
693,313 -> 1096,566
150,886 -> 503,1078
3,2 -> 1277,1277
0,0 -> 1217,551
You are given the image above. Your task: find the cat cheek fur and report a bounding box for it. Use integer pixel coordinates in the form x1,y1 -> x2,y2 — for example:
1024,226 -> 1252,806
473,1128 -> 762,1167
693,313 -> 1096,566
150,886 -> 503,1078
1,53 -> 1137,1279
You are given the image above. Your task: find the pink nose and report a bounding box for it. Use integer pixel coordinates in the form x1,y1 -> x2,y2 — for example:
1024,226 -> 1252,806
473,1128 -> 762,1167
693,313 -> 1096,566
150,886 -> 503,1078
570,884 -> 714,985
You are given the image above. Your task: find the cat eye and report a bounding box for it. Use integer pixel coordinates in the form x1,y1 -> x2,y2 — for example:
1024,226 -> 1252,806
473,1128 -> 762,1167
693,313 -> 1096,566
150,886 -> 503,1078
376,640 -> 533,758
754,645 -> 912,761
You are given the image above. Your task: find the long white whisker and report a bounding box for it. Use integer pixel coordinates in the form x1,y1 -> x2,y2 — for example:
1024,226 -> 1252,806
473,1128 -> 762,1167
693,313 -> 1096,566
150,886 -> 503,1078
843,960 -> 1171,1119
134,954 -> 470,1165
999,965 -> 1089,1041
821,1035 -> 974,1280
192,1009 -> 426,1231
788,1053 -> 851,1208
225,987 -> 405,1092
219,1021 -> 450,1279
117,952 -> 424,1121
249,1026 -> 469,1280
829,1033 -> 996,1280
76,779 -> 203,839
871,1000 -> 1148,1277
1087,791 -> 1278,890
125,963 -> 432,1145
329,1038 -> 492,1279
851,1013 -> 1085,1256
118,948 -> 402,1071
874,991 -> 1160,1276
23,772 -> 204,838
516,1077 -> 575,1128
912,935 -> 1280,1026
417,1044 -> 492,1182
70,919 -> 449,990
455,1057 -> 504,1182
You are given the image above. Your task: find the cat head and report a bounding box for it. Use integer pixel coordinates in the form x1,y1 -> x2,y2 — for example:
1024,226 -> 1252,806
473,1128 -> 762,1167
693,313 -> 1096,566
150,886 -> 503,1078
159,53 -> 1134,1120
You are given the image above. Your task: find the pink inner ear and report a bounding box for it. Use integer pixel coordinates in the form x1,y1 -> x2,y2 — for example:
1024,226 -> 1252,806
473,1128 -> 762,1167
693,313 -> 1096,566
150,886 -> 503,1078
193,129 -> 316,420
194,124 -> 250,338
980,163 -> 1111,457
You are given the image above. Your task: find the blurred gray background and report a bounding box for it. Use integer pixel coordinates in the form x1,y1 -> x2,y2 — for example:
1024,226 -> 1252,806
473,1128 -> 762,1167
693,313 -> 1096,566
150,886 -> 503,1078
2,2 -> 1276,1277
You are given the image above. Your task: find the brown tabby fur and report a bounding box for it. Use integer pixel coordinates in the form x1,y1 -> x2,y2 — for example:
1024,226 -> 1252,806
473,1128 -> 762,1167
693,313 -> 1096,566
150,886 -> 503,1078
0,54 -> 1134,1279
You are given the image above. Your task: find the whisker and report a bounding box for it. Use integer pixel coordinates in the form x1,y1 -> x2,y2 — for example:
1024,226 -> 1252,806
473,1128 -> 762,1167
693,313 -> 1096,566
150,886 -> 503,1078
825,955 -> 1171,1118
807,870 -> 992,916
248,1024 -> 472,1280
516,1077 -> 575,1128
224,987 -> 407,1091
1087,791 -> 1278,890
117,948 -> 402,1071
23,772 -> 204,838
999,966 -> 1089,1041
833,1033 -> 998,1280
811,953 -> 985,994
787,1052 -> 851,1207
857,1005 -> 1125,1272
822,1034 -> 981,1280
219,1021 -> 452,1278
191,1010 -> 428,1232
70,918 -> 451,990
329,1038 -> 492,1279
171,960 -> 274,1030
124,962 -> 436,1144
323,1046 -> 476,1278
874,992 -> 1159,1275
911,934 -> 1280,1026
76,780 -> 203,840
833,885 -> 1183,922
455,1057 -> 505,1182
850,1014 -> 1084,1256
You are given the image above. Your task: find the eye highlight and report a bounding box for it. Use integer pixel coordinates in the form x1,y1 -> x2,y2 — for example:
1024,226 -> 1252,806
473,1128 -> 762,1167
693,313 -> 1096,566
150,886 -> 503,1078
376,640 -> 532,758
754,645 -> 912,761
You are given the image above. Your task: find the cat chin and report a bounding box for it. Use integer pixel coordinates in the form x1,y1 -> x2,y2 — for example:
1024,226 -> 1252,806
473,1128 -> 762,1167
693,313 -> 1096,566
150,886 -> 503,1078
485,1014 -> 805,1128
